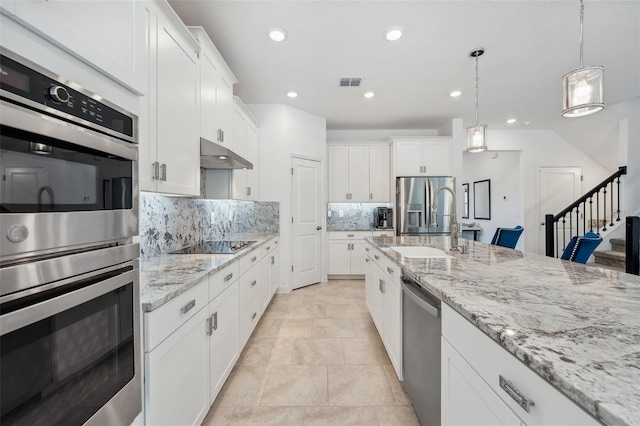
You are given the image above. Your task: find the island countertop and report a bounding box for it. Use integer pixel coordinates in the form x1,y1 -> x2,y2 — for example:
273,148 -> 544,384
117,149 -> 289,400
140,234 -> 278,312
366,235 -> 640,426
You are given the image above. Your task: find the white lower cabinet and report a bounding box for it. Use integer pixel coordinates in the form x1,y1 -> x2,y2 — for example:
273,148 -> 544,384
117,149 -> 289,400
364,243 -> 403,379
441,304 -> 600,426
328,231 -> 371,275
145,302 -> 210,426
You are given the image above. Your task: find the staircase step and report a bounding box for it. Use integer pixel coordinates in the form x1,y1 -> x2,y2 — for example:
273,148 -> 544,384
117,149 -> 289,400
593,250 -> 626,269
610,238 -> 626,253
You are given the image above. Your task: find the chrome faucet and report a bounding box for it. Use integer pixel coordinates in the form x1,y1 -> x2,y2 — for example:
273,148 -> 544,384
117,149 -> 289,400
431,185 -> 463,251
38,185 -> 55,212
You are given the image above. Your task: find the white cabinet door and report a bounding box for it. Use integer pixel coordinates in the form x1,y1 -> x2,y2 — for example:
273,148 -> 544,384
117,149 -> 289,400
395,141 -> 423,176
199,45 -> 219,144
13,0 -> 146,93
369,145 -> 390,202
328,146 -> 350,201
350,241 -> 368,275
156,13 -> 200,196
328,240 -> 351,275
442,338 -> 524,426
423,140 -> 452,176
209,283 -> 239,405
369,264 -> 385,333
269,248 -> 279,295
348,146 -> 370,202
245,123 -> 259,200
383,279 -> 402,379
145,306 -> 210,426
216,73 -> 234,147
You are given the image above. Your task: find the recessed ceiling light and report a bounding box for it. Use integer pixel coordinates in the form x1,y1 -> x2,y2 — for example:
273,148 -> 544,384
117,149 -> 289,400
523,121 -> 532,126
384,27 -> 403,41
364,91 -> 375,98
449,90 -> 461,98
287,91 -> 298,98
268,28 -> 287,42
218,156 -> 227,160
506,118 -> 517,124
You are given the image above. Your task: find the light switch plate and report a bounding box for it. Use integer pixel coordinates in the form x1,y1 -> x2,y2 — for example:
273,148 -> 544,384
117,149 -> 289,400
339,210 -> 344,217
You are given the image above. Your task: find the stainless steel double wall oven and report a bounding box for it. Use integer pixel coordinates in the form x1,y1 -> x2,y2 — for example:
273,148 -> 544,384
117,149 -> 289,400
0,48 -> 141,425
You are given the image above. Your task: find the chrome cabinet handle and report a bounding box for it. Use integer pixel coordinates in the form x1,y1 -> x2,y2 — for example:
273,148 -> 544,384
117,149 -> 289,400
365,247 -> 370,252
181,299 -> 196,314
251,256 -> 257,262
266,246 -> 271,251
316,226 -> 323,230
346,193 -> 349,200
347,234 -> 354,237
160,163 -> 167,181
152,162 -> 160,180
251,312 -> 257,320
224,273 -> 233,282
365,258 -> 370,263
246,187 -> 251,196
206,316 -> 213,336
251,280 -> 257,287
271,256 -> 275,265
374,255 -> 380,260
212,312 -> 218,331
370,193 -> 373,200
499,375 -> 535,413
387,266 -> 394,274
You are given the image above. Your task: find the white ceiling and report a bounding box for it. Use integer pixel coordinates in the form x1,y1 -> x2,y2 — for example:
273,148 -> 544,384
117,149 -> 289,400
168,0 -> 640,135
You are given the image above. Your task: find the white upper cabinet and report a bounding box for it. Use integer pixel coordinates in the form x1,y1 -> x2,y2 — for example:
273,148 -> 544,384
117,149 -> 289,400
139,2 -> 200,196
393,137 -> 452,177
189,27 -> 237,148
8,0 -> 146,94
231,97 -> 260,200
328,144 -> 390,202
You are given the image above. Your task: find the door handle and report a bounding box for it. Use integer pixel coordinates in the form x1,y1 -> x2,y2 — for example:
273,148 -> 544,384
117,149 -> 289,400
316,226 -> 322,230
540,222 -> 545,226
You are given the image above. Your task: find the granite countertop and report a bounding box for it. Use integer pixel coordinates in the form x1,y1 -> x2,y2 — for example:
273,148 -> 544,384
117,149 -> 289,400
140,234 -> 278,312
366,235 -> 640,426
327,226 -> 394,232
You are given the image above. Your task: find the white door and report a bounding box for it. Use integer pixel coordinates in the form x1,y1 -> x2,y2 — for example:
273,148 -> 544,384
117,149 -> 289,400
291,157 -> 323,289
2,167 -> 47,204
538,167 -> 582,255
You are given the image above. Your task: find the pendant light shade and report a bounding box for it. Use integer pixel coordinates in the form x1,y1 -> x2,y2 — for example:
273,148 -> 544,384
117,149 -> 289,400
562,0 -> 604,118
466,48 -> 487,153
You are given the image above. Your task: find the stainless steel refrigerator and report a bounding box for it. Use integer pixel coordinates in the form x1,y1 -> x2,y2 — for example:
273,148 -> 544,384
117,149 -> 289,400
396,177 -> 455,235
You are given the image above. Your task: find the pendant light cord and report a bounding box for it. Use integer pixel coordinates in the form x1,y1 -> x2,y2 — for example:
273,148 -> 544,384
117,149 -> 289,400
579,0 -> 584,68
475,54 -> 479,125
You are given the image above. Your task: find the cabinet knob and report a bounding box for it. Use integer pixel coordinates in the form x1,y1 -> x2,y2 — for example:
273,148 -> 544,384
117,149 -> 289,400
251,312 -> 257,320
224,273 -> 233,282
251,280 -> 257,287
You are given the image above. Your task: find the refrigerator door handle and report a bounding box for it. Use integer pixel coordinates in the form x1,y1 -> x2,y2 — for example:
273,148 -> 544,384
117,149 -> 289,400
427,181 -> 434,228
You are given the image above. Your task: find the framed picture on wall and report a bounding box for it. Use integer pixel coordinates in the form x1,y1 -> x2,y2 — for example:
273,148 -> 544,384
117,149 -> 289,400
473,179 -> 491,220
462,183 -> 469,219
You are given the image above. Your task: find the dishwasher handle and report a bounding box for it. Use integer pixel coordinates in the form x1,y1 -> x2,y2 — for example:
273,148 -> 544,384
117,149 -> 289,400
402,278 -> 441,318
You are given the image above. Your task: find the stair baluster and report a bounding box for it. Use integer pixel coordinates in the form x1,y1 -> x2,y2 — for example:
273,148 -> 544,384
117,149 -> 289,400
616,176 -> 622,221
609,181 -> 614,227
602,187 -> 607,232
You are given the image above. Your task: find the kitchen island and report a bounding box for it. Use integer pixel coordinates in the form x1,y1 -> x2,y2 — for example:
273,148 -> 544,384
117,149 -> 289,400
366,235 -> 640,426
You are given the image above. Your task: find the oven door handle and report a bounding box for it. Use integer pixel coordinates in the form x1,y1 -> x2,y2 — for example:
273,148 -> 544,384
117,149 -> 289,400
0,267 -> 137,336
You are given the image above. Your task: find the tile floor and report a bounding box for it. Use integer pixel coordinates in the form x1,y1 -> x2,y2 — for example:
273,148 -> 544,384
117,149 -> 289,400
202,279 -> 420,425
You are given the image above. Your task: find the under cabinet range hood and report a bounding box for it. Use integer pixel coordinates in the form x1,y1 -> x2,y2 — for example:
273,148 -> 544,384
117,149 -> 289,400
200,137 -> 253,170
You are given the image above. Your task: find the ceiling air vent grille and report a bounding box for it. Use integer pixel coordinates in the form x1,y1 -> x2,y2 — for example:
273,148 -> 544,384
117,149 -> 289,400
339,78 -> 361,87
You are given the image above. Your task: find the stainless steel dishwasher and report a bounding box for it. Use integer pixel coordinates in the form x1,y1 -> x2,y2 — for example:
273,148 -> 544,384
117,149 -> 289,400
402,273 -> 441,426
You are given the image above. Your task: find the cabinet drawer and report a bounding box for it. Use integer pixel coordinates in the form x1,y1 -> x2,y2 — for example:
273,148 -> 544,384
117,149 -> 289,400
371,248 -> 385,268
239,294 -> 261,348
328,231 -> 371,240
261,239 -> 277,258
372,229 -> 394,238
238,263 -> 261,313
239,249 -> 261,273
144,278 -> 209,352
383,257 -> 401,284
209,261 -> 239,302
442,304 -> 599,426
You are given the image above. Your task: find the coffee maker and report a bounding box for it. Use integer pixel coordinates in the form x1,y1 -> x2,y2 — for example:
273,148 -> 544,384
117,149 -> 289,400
374,207 -> 393,229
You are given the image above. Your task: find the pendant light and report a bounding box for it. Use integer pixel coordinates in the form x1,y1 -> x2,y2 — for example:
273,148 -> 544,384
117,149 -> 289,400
466,48 -> 487,153
562,0 -> 604,118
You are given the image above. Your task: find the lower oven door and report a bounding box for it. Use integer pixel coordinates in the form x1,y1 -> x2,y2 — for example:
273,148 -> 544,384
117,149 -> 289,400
0,260 -> 141,426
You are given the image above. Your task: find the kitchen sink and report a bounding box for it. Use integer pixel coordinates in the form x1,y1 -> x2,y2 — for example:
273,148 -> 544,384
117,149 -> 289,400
388,246 -> 452,258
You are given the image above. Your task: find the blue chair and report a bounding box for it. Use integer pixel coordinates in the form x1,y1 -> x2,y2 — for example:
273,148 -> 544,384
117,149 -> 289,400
490,226 -> 524,249
561,232 -> 602,264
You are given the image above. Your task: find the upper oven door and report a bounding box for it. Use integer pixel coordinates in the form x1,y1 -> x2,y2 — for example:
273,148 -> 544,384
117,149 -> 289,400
0,100 -> 138,262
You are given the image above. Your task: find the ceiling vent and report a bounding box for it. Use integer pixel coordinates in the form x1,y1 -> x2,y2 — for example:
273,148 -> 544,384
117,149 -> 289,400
339,78 -> 361,87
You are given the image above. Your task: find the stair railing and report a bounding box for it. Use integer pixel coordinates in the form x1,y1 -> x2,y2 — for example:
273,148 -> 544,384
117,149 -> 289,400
545,166 -> 627,258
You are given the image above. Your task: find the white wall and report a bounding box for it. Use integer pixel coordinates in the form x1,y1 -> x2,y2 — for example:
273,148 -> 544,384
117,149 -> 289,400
486,129 -> 610,254
327,128 -> 437,142
461,151 -> 525,251
612,96 -> 640,217
248,104 -> 327,292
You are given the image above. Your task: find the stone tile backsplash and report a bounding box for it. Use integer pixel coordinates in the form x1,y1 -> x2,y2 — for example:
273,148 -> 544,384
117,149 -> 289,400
140,193 -> 279,258
327,203 -> 392,230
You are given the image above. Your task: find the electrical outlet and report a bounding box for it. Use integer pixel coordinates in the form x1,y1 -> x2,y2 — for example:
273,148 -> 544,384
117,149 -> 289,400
210,212 -> 215,224
339,210 -> 344,217
327,210 -> 332,217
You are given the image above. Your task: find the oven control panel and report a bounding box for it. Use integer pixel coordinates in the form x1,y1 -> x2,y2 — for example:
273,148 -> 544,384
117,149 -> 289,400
0,53 -> 134,141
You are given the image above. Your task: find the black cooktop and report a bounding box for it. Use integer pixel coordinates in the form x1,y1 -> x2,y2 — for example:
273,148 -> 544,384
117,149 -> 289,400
170,240 -> 256,254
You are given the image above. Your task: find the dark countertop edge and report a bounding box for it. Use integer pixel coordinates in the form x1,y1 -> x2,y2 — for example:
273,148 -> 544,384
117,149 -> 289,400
140,234 -> 279,312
